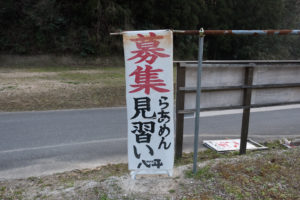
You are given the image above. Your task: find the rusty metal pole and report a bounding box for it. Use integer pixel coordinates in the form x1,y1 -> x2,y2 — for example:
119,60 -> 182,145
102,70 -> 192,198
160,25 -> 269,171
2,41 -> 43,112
193,28 -> 205,174
172,29 -> 300,35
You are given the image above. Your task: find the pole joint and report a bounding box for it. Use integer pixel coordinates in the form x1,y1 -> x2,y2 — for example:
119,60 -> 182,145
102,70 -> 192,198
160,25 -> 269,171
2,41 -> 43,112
199,28 -> 205,37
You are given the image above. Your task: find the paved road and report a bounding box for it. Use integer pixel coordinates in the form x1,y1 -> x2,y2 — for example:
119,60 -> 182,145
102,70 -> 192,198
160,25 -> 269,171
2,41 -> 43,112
0,106 -> 300,179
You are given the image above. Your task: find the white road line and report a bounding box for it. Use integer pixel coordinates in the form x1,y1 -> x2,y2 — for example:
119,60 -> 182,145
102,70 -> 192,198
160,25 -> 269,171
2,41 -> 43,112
0,106 -> 127,115
0,137 -> 127,154
183,134 -> 300,138
184,104 -> 300,118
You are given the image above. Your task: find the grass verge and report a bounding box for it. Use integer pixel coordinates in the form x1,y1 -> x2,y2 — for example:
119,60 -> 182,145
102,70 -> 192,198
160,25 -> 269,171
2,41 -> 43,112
0,141 -> 299,200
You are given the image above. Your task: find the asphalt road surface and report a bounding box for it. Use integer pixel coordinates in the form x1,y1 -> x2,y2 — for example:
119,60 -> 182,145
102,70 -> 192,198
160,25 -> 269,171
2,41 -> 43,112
0,105 -> 300,179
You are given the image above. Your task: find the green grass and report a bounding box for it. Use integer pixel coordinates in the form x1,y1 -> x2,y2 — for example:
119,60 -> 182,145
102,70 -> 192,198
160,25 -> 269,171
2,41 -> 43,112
0,85 -> 17,91
168,189 -> 175,193
55,69 -> 125,85
175,149 -> 239,166
185,165 -> 215,180
26,65 -> 125,72
0,55 -> 125,70
99,194 -> 111,200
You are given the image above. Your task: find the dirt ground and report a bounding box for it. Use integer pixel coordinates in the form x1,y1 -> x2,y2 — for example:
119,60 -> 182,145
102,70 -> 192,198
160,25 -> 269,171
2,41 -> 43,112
0,146 -> 299,200
0,67 -> 126,111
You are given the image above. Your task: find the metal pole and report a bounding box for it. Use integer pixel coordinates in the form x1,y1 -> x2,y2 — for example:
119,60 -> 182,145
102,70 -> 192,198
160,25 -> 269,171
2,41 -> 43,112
173,29 -> 300,35
239,67 -> 254,154
193,28 -> 205,174
111,29 -> 300,36
175,63 -> 186,160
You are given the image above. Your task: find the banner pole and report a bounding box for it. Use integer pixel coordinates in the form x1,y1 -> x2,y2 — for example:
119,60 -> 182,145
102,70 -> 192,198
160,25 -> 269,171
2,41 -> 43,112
111,29 -> 300,36
193,28 -> 205,174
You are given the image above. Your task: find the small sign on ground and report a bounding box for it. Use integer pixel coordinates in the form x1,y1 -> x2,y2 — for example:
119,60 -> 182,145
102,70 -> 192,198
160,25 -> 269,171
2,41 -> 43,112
203,139 -> 268,152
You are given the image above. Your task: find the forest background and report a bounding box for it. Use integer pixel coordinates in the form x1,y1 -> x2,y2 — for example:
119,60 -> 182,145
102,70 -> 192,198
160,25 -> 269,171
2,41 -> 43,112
1,0 -> 300,60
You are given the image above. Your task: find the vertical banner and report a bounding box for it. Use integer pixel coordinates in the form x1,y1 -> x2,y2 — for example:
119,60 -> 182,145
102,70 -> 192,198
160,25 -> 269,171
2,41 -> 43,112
123,30 -> 174,177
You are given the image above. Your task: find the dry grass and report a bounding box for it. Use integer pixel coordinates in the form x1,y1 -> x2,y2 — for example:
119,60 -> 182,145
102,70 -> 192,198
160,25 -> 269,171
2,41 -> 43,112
0,163 -> 129,200
0,142 -> 299,200
0,65 -> 126,111
181,147 -> 300,200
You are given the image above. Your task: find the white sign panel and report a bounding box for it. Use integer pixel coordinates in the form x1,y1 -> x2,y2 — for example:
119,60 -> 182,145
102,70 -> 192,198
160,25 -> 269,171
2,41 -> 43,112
123,30 -> 174,177
203,139 -> 267,152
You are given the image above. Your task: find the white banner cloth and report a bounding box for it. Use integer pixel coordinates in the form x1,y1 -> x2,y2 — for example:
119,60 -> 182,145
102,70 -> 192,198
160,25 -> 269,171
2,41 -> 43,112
123,30 -> 174,177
